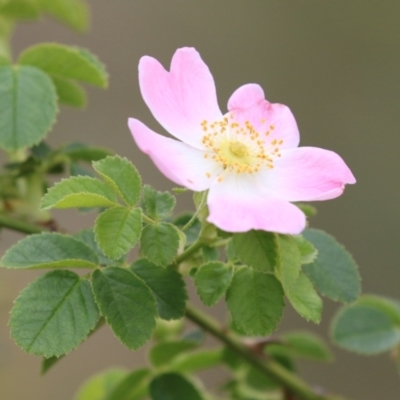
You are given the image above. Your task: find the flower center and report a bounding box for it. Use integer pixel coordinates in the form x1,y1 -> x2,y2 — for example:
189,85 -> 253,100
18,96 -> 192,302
200,114 -> 283,179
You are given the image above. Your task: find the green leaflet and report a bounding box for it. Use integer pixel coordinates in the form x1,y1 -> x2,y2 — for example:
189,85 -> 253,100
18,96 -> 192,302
149,340 -> 198,368
75,369 -> 129,400
226,267 -> 284,336
286,272 -> 322,323
140,223 -> 180,267
331,295 -> 400,355
0,65 -> 58,151
92,267 -> 157,350
169,348 -> 223,374
274,234 -> 302,293
95,207 -> 142,260
10,270 -> 99,357
62,142 -> 113,162
0,232 -> 99,269
19,43 -> 107,87
39,0 -> 89,32
194,261 -> 233,307
142,185 -> 176,221
93,156 -> 141,206
130,258 -> 187,320
105,368 -> 151,400
149,373 -> 204,400
232,230 -> 275,272
303,229 -> 361,303
41,176 -> 118,210
51,75 -> 87,107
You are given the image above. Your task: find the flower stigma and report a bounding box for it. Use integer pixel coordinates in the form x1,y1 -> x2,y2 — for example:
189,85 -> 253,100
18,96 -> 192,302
201,115 -> 283,180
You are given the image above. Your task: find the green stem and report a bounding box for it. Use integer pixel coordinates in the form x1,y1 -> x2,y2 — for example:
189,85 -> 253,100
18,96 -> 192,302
0,213 -> 46,234
185,305 -> 349,400
173,238 -> 204,266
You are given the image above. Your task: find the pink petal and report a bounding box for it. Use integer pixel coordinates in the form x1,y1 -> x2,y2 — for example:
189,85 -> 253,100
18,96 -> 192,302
227,84 -> 300,150
139,48 -> 222,149
128,118 -> 223,191
206,173 -> 306,234
268,147 -> 356,201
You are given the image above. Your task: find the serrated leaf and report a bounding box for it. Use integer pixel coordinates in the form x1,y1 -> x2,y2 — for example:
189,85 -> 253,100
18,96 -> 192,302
226,267 -> 284,336
149,373 -> 203,400
274,234 -> 302,293
331,296 -> 400,355
170,348 -> 223,374
149,340 -> 198,368
75,369 -> 129,400
105,368 -> 151,400
130,258 -> 187,320
0,232 -> 99,269
93,156 -> 141,206
95,207 -> 142,260
294,235 -> 317,265
286,272 -> 322,323
10,270 -> 99,357
142,185 -> 176,221
19,43 -> 107,87
41,176 -> 118,210
232,231 -> 275,272
140,223 -> 179,267
279,331 -> 333,361
62,142 -> 112,162
173,213 -> 201,245
194,262 -> 233,306
303,229 -> 361,303
51,76 -> 86,107
39,0 -> 89,32
0,65 -> 58,151
92,267 -> 157,350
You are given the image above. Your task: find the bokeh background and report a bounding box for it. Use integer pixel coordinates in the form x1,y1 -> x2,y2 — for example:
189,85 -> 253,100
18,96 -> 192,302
1,1 -> 400,398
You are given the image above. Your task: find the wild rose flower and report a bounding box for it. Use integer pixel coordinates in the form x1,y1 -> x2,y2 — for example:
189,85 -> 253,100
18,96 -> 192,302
128,48 -> 355,234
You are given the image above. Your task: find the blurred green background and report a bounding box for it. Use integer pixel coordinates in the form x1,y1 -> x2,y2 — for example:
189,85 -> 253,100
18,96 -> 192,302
1,1 -> 400,398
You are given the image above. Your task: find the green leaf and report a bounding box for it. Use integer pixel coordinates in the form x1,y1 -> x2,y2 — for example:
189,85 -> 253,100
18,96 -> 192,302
226,267 -> 284,336
303,229 -> 361,303
10,270 -> 99,357
62,142 -> 112,162
201,245 -> 219,262
41,176 -> 118,210
332,296 -> 400,355
286,272 -> 322,323
95,207 -> 142,260
274,234 -> 302,293
75,369 -> 129,400
294,235 -> 318,265
51,76 -> 86,107
105,368 -> 151,400
0,0 -> 40,20
130,258 -> 187,320
75,229 -> 113,266
275,331 -> 333,361
92,267 -> 157,350
140,223 -> 179,267
19,43 -> 107,87
149,373 -> 203,400
0,65 -> 58,151
169,348 -> 223,374
0,232 -> 99,269
194,262 -> 233,306
232,231 -> 275,272
39,0 -> 89,32
149,340 -> 198,368
93,155 -> 141,206
142,185 -> 176,221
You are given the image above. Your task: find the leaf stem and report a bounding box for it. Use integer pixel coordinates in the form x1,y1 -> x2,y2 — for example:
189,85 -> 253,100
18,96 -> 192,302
0,213 -> 46,234
185,304 -> 349,400
173,238 -> 204,267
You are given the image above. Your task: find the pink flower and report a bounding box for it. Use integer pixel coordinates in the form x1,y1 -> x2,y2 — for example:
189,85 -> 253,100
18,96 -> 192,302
128,48 -> 355,234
